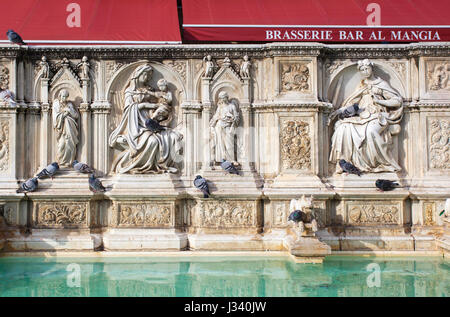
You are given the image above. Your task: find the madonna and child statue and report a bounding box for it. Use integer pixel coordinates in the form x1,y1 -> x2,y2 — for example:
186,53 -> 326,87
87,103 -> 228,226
109,64 -> 183,174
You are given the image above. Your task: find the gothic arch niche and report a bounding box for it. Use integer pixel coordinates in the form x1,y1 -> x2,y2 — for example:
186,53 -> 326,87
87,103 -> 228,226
48,68 -> 83,164
106,61 -> 186,174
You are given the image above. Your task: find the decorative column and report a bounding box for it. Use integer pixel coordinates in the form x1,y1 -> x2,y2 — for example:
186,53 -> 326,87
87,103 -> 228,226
181,103 -> 202,176
80,78 -> 91,164
39,78 -> 51,169
201,77 -> 213,171
91,101 -> 111,176
239,77 -> 254,172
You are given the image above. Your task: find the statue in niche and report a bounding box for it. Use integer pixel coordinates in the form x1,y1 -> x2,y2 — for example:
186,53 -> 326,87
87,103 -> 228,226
0,65 -> 16,107
202,55 -> 216,78
329,59 -> 403,173
52,89 -> 79,167
240,55 -> 251,78
108,64 -> 183,174
210,91 -> 240,164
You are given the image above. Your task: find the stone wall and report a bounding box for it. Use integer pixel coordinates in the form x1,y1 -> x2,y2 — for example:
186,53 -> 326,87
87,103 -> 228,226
0,42 -> 449,253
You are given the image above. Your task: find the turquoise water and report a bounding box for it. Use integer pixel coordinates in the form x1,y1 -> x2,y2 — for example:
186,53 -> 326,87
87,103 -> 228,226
0,255 -> 448,297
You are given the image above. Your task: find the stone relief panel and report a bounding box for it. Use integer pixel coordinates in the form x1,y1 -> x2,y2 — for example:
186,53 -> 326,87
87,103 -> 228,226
346,202 -> 402,225
426,61 -> 449,92
162,60 -> 187,83
0,204 -> 16,227
110,201 -> 174,228
0,119 -> 9,173
272,200 -> 326,228
34,202 -> 89,228
280,62 -> 310,92
423,202 -> 435,226
105,60 -> 132,84
193,200 -> 258,228
280,119 -> 311,171
428,118 -> 449,170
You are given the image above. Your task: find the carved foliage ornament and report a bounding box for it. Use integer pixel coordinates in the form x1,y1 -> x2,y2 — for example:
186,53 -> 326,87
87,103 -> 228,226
0,120 -> 9,172
280,120 -> 311,170
0,65 -> 9,90
281,63 -> 310,92
36,203 -> 87,227
348,204 -> 399,224
196,200 -> 255,228
429,119 -> 450,170
117,203 -> 172,227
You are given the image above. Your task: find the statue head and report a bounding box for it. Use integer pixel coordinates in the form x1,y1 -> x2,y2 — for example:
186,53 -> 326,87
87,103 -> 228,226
82,56 -> 88,62
157,78 -> 168,91
206,55 -> 212,61
218,91 -> 229,103
243,55 -> 249,61
58,89 -> 69,103
41,56 -> 47,62
358,59 -> 374,79
131,64 -> 153,86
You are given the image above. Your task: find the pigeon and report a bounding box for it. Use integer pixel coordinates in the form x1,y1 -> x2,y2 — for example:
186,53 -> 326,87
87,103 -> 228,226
36,162 -> 59,179
375,179 -> 399,191
439,198 -> 450,217
339,159 -> 361,176
16,177 -> 38,193
338,103 -> 359,119
220,159 -> 239,175
145,118 -> 165,133
288,210 -> 304,223
89,174 -> 106,193
194,175 -> 210,198
6,29 -> 26,45
72,160 -> 95,174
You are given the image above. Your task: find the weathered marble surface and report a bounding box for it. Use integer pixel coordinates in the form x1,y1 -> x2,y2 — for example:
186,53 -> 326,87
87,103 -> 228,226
0,42 -> 449,254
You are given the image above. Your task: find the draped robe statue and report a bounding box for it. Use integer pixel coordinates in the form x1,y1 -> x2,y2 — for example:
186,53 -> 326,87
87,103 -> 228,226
210,91 -> 240,164
52,89 -> 79,167
329,59 -> 403,173
108,64 -> 183,174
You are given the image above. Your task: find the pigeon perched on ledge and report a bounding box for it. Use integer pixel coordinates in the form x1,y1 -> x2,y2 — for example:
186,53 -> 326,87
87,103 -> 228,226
17,177 -> 38,193
339,159 -> 361,176
145,118 -> 165,133
220,159 -> 239,175
288,210 -> 304,223
375,179 -> 399,191
194,175 -> 210,198
89,174 -> 106,193
6,30 -> 26,45
337,103 -> 359,119
36,162 -> 59,179
72,160 -> 95,174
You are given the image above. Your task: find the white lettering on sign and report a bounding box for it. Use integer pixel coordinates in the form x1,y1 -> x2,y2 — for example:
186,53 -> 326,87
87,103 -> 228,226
265,30 -> 333,41
66,3 -> 81,28
366,3 -> 381,26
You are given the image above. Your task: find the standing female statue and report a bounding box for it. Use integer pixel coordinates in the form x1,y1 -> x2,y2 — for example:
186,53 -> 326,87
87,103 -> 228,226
108,64 -> 183,174
210,91 -> 240,164
52,89 -> 79,167
329,59 -> 403,173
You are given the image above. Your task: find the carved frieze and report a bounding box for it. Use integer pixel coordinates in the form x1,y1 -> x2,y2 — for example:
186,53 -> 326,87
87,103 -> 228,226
113,202 -> 174,228
325,60 -> 345,75
280,120 -> 311,170
280,62 -> 310,92
194,200 -> 257,228
105,60 -> 131,83
35,202 -> 88,228
428,118 -> 450,170
0,119 -> 9,172
423,202 -> 435,226
347,202 -> 401,225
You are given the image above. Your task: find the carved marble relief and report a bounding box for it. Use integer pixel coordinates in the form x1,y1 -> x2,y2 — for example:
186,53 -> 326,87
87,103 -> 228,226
429,118 -> 450,170
0,120 -> 9,172
106,61 -> 131,83
280,62 -> 310,92
0,204 -> 15,226
35,202 -> 88,228
280,120 -> 311,170
108,64 -> 183,174
423,202 -> 435,226
273,200 -> 325,228
114,202 -> 173,228
162,60 -> 187,83
0,65 -> 16,107
329,59 -> 403,173
427,62 -> 449,91
347,202 -> 401,225
195,200 -> 256,228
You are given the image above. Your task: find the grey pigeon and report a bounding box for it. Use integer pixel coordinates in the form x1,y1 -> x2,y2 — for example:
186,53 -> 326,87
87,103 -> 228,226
6,29 -> 26,45
145,118 -> 165,133
17,177 -> 38,193
194,175 -> 210,198
220,159 -> 239,175
288,210 -> 304,223
339,159 -> 361,176
89,174 -> 106,193
338,103 -> 359,119
36,162 -> 59,179
375,179 -> 399,191
72,160 -> 95,174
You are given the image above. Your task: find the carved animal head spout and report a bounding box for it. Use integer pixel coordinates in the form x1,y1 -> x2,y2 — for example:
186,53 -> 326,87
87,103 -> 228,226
289,195 -> 314,212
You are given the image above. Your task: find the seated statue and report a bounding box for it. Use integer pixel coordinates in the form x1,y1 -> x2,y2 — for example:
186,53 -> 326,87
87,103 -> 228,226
329,59 -> 403,173
108,64 -> 183,174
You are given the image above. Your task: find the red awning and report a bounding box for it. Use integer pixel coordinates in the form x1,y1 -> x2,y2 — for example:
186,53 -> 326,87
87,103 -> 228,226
182,0 -> 450,42
0,0 -> 181,45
